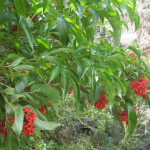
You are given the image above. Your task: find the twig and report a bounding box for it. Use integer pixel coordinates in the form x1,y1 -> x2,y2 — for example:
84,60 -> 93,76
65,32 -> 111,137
0,49 -> 9,52
0,32 -> 25,46
0,82 -> 11,88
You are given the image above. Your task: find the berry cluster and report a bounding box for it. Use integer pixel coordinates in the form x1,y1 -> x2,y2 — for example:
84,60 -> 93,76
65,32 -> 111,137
88,93 -> 109,110
118,110 -> 128,126
30,14 -> 37,23
22,108 -> 36,136
127,52 -> 137,60
38,105 -> 46,114
127,52 -> 137,66
68,88 -> 73,95
132,75 -> 148,99
8,108 -> 36,136
0,119 -> 7,138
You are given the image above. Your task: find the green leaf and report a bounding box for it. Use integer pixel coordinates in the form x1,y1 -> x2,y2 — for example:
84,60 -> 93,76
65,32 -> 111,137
12,105 -> 24,137
13,65 -> 34,71
35,57 -> 51,68
34,108 -> 48,121
22,93 -> 38,107
34,65 -> 43,78
63,70 -> 69,102
127,102 -> 137,137
33,118 -> 61,130
68,22 -> 83,43
112,104 -> 127,132
65,68 -> 79,82
48,65 -> 61,84
10,57 -> 25,67
31,84 -> 60,100
85,0 -> 99,4
13,0 -> 25,17
10,94 -> 26,102
37,38 -> 50,49
114,82 -> 122,98
128,46 -> 141,60
70,76 -> 82,118
91,70 -> 96,105
43,0 -> 49,13
57,17 -> 69,46
0,0 -> 5,11
0,12 -> 17,24
45,47 -> 75,55
4,87 -> 16,95
7,130 -> 19,150
98,71 -> 115,108
27,3 -> 43,14
99,9 -> 122,49
132,0 -> 136,9
15,76 -> 28,94
71,0 -> 83,19
87,9 -> 99,28
0,134 -> 5,147
35,93 -> 59,117
20,19 -> 35,49
75,43 -> 89,54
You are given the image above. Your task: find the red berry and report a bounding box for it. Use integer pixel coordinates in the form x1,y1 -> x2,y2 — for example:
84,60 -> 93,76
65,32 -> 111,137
12,25 -> 18,32
68,88 -> 73,95
88,14 -> 91,17
118,110 -> 128,126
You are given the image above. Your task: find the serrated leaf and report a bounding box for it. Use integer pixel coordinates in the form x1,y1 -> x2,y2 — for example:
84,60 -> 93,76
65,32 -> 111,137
7,130 -> 19,150
15,76 -> 28,94
127,102 -> 137,137
33,118 -> 61,130
48,65 -> 61,84
31,84 -> 60,100
57,17 -> 69,46
13,65 -> 34,71
12,105 -> 24,137
10,57 -> 25,67
20,19 -> 35,49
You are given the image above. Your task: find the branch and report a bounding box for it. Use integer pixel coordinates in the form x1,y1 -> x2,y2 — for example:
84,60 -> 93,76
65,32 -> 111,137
0,32 -> 25,46
0,82 -> 11,88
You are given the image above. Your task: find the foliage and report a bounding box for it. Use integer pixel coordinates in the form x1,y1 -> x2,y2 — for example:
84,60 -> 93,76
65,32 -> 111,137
0,0 -> 150,149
